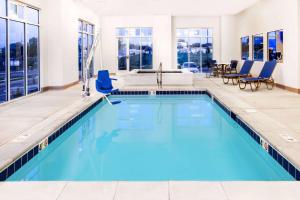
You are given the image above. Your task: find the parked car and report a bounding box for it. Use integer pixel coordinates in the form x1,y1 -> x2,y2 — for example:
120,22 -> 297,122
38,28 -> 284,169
181,62 -> 200,73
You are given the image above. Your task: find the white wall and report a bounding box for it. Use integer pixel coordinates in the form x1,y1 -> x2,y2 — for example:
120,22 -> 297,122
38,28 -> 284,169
22,0 -> 101,88
172,16 -> 221,68
220,15 -> 239,62
234,0 -> 299,88
101,15 -> 172,73
21,0 -> 300,90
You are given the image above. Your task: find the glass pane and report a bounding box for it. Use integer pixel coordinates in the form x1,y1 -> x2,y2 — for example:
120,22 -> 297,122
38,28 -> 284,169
129,28 -> 140,37
82,23 -> 87,32
253,35 -> 264,61
27,25 -> 39,94
0,0 -> 7,16
129,38 -> 140,71
207,29 -> 213,37
241,37 -> 249,60
141,38 -> 152,69
17,5 -> 24,19
87,24 -> 93,34
78,33 -> 82,80
0,19 -> 7,103
26,7 -> 39,24
116,28 -> 128,37
201,37 -> 213,68
189,38 -> 201,70
10,20 -> 25,100
276,30 -> 283,62
118,38 -> 127,70
88,35 -> 94,77
176,29 -> 188,37
189,29 -> 198,37
82,34 -> 88,75
177,38 -> 188,69
9,3 -> 17,18
78,21 -> 83,32
268,32 -> 276,61
141,28 -> 152,37
199,29 -> 208,37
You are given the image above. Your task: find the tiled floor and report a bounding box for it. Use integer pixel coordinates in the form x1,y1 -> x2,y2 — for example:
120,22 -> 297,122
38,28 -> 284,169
1,77 -> 300,199
0,83 -> 104,171
0,181 -> 300,200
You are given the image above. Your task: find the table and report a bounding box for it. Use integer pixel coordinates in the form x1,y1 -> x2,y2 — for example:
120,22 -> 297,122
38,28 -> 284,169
215,63 -> 230,77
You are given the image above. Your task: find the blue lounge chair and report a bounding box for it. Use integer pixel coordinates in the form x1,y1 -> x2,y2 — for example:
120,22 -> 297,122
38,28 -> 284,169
96,70 -> 121,105
222,60 -> 254,85
239,61 -> 277,92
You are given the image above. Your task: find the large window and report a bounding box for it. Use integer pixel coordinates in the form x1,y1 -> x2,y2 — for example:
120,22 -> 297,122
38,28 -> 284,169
0,18 -> 6,103
253,34 -> 264,61
0,0 -> 40,103
268,30 -> 283,63
116,27 -> 153,71
27,25 -> 39,94
10,21 -> 25,100
78,20 -> 94,80
176,28 -> 213,70
241,36 -> 249,60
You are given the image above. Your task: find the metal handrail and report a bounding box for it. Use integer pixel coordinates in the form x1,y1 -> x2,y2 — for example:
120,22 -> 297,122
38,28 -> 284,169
83,33 -> 100,96
157,62 -> 163,88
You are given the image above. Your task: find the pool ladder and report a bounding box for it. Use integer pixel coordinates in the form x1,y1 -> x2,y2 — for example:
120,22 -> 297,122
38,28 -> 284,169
157,63 -> 163,88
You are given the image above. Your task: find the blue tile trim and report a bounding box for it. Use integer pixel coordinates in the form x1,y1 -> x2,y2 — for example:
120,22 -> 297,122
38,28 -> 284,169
213,97 -> 231,115
156,90 -> 206,95
111,91 -> 149,95
0,98 -> 103,181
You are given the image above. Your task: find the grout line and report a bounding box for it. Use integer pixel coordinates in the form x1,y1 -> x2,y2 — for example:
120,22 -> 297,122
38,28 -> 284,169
56,182 -> 68,200
220,182 -> 230,200
168,181 -> 171,200
112,181 -> 119,200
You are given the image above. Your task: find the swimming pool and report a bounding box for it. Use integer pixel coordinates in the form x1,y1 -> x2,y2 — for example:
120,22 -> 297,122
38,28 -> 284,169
8,94 -> 294,181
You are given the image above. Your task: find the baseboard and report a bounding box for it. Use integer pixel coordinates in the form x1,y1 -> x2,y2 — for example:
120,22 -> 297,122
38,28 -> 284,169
275,83 -> 300,94
41,81 -> 80,92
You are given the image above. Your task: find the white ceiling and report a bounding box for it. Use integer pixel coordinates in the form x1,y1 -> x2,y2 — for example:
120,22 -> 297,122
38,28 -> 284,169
79,0 -> 260,16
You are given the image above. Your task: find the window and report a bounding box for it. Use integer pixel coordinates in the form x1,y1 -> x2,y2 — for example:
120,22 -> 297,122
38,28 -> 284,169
253,34 -> 264,61
78,20 -> 94,80
9,1 -> 24,20
0,1 -> 40,104
268,30 -> 283,63
27,25 -> 39,94
0,0 -> 7,16
0,19 -> 7,103
176,28 -> 213,71
241,36 -> 249,60
10,21 -> 25,100
26,7 -> 39,24
116,27 -> 153,71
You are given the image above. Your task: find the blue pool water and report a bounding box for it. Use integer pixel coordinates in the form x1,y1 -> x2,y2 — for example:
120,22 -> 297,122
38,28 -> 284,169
8,95 -> 293,181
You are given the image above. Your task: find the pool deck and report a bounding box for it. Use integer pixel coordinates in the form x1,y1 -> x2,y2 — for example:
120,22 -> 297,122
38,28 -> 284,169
1,77 -> 300,199
1,181 -> 300,200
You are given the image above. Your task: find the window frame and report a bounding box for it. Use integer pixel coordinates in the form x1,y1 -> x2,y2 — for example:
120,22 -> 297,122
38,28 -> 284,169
267,29 -> 283,63
78,19 -> 95,80
116,27 -> 153,71
241,36 -> 250,60
176,28 -> 214,70
252,33 -> 264,61
0,0 -> 40,104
